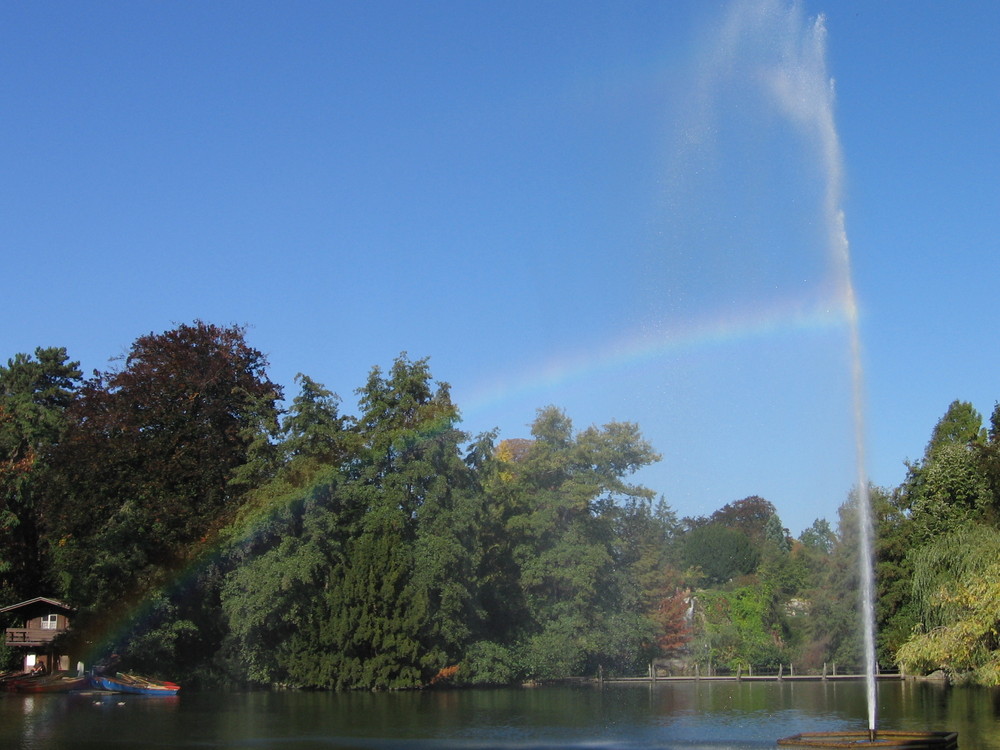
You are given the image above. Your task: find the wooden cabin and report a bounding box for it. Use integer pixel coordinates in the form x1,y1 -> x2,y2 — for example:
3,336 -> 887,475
1,596 -> 75,673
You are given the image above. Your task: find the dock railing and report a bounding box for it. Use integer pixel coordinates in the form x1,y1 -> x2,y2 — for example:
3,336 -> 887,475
603,662 -> 903,683
5,628 -> 63,647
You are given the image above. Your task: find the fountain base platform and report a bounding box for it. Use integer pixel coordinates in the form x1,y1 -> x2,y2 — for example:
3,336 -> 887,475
777,731 -> 957,749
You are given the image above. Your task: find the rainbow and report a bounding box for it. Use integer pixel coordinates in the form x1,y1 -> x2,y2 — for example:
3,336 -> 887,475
461,289 -> 853,420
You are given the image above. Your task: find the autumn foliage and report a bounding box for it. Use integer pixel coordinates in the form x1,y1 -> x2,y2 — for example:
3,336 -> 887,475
653,590 -> 692,654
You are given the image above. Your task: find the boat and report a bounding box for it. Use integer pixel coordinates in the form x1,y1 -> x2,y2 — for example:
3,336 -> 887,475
0,670 -> 29,692
0,670 -> 26,686
6,672 -> 89,693
90,672 -> 180,696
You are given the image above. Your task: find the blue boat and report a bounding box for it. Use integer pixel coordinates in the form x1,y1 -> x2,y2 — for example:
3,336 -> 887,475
90,672 -> 180,696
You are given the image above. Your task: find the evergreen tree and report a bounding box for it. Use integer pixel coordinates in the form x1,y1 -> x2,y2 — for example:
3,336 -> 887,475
227,354 -> 482,689
0,347 -> 81,599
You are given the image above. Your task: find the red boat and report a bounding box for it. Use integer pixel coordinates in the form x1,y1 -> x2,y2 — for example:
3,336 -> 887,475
6,672 -> 89,693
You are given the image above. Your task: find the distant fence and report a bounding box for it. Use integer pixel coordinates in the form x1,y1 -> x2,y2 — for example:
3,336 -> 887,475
600,662 -> 903,684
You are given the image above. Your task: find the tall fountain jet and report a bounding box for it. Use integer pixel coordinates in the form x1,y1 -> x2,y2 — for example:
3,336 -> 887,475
672,4 -> 957,744
788,10 -> 879,739
795,13 -> 880,739
682,0 -> 880,735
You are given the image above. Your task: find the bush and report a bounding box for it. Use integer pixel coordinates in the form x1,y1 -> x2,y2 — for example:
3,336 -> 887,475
460,641 -> 522,685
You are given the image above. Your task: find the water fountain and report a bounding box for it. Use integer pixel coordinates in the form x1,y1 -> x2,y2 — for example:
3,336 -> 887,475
676,2 -> 956,745
778,731 -> 958,749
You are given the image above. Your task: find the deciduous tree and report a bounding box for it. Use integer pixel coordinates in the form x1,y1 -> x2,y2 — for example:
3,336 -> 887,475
43,322 -> 281,675
896,524 -> 1000,684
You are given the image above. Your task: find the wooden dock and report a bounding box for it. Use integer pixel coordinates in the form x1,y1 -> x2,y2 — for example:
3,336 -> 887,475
599,664 -> 904,684
601,673 -> 903,683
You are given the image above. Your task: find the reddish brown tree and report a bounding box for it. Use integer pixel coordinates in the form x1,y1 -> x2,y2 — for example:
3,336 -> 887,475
653,589 -> 692,654
709,495 -> 777,543
44,322 -> 282,607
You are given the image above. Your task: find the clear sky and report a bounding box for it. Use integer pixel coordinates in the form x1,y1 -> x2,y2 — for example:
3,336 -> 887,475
3,1 -> 998,536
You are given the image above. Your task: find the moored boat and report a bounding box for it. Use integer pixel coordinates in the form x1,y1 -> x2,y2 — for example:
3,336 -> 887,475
6,672 -> 89,693
0,670 -> 27,690
90,672 -> 180,696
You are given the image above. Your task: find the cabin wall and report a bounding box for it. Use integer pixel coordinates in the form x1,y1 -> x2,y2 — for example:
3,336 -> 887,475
25,613 -> 69,630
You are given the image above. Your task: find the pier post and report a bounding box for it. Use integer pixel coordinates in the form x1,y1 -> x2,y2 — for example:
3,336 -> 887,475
778,664 -> 783,681
822,662 -> 827,680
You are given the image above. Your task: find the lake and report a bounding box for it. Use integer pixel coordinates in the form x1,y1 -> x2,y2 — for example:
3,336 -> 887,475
3,680 -> 999,749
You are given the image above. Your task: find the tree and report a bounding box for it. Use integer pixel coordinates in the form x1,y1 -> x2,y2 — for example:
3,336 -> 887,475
614,495 -> 682,614
652,589 -> 692,655
764,513 -> 791,553
974,402 -> 1000,523
682,524 -> 759,584
799,518 -> 836,554
804,485 -> 910,670
710,496 -> 777,543
925,400 -> 986,456
471,406 -> 662,679
48,322 -> 281,575
896,524 -> 1000,684
42,322 -> 281,676
694,586 -> 783,671
792,492 -> 873,671
220,459 -> 355,687
907,523 -> 1000,632
895,565 -> 1000,685
900,401 -> 992,543
0,347 -> 81,599
900,401 -> 996,546
240,354 -> 483,690
221,355 -> 491,689
282,374 -> 352,467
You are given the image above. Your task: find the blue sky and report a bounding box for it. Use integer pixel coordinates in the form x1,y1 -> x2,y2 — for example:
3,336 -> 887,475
3,1 -> 998,535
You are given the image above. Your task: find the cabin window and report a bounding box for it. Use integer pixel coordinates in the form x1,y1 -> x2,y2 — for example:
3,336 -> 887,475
40,614 -> 58,630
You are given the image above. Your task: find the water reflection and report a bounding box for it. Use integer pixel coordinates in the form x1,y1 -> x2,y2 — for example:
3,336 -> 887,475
1,681 -> 999,750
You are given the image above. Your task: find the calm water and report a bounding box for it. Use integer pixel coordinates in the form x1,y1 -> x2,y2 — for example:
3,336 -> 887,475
3,680 -> 1000,750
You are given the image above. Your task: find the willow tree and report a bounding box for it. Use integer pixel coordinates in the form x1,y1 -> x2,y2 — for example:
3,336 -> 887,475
896,523 -> 1000,684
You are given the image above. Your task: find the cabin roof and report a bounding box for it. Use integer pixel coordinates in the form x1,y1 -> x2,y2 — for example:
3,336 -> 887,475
0,596 -> 75,615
